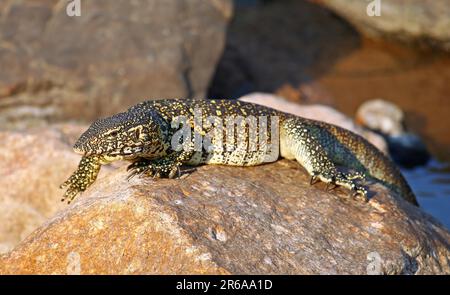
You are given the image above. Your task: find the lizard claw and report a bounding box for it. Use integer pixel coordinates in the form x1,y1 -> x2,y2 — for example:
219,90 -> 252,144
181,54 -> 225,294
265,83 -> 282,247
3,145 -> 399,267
309,171 -> 320,185
326,182 -> 337,191
127,159 -> 153,180
126,170 -> 140,180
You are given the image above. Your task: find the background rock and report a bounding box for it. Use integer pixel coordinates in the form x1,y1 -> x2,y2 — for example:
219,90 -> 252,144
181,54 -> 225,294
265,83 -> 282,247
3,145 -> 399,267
0,0 -> 232,129
208,0 -> 359,99
356,99 -> 405,137
1,161 -> 449,274
316,0 -> 450,51
356,99 -> 430,167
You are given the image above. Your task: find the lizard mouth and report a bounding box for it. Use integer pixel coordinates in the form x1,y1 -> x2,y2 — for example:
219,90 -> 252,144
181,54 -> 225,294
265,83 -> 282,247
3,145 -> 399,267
73,146 -> 85,155
104,146 -> 143,158
73,146 -> 96,156
73,145 -> 143,157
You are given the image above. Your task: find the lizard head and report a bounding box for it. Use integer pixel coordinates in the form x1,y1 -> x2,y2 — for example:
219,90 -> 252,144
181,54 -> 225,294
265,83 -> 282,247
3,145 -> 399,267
73,109 -> 169,160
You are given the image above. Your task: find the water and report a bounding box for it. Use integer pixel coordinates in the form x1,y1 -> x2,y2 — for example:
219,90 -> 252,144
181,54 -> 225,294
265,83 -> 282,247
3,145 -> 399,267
401,160 -> 450,229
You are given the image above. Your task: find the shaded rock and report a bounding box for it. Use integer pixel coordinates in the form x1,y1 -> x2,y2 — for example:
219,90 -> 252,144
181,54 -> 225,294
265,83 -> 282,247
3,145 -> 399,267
208,0 -> 359,99
240,93 -> 388,153
1,160 -> 450,274
0,0 -> 232,128
387,134 -> 430,168
356,99 -> 430,167
317,0 -> 450,51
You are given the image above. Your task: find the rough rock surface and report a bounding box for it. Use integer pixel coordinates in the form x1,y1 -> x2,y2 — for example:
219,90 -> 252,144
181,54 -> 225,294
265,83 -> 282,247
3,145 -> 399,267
240,93 -> 388,153
0,0 -> 232,128
316,0 -> 450,51
1,160 -> 450,274
0,125 -> 115,254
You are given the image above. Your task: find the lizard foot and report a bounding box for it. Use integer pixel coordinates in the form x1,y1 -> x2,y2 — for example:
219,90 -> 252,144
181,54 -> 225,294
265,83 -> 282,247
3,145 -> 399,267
313,170 -> 368,202
335,172 -> 368,202
311,171 -> 338,191
60,179 -> 83,204
127,158 -> 152,180
127,158 -> 182,180
60,155 -> 101,204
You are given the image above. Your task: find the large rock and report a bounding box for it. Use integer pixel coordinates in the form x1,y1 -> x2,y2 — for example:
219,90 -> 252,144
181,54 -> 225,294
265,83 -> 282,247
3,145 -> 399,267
0,125 -> 115,254
1,160 -> 450,274
0,0 -> 232,128
316,0 -> 450,51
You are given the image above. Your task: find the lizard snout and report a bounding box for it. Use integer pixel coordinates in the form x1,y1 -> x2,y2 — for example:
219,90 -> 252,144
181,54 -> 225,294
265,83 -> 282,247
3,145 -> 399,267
73,140 -> 88,155
73,145 -> 85,155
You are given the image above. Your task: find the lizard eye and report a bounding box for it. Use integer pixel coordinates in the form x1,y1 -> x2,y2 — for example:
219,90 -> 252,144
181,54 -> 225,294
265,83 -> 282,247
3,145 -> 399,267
109,131 -> 118,137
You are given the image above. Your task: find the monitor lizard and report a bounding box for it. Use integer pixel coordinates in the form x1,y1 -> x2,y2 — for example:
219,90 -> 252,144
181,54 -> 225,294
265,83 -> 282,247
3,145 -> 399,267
61,99 -> 418,206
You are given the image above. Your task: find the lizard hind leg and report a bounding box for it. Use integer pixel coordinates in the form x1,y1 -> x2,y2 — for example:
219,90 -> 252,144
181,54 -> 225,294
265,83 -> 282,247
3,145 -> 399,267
281,118 -> 367,201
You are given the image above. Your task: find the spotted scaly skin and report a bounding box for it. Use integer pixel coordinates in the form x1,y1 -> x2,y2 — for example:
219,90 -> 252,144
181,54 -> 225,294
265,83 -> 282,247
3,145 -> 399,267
60,155 -> 101,204
61,99 -> 418,206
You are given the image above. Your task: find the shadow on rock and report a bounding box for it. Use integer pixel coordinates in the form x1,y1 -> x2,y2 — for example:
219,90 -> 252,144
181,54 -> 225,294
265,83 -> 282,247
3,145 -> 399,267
208,0 -> 361,100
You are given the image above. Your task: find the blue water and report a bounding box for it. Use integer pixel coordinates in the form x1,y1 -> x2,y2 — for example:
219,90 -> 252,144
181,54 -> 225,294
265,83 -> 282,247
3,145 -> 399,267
401,159 -> 450,229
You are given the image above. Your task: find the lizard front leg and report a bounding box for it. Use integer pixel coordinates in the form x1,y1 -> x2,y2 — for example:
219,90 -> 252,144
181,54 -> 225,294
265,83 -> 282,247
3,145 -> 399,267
127,150 -> 194,180
60,155 -> 101,204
